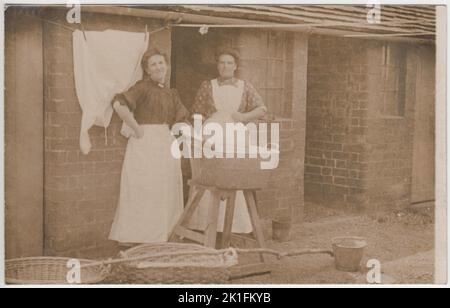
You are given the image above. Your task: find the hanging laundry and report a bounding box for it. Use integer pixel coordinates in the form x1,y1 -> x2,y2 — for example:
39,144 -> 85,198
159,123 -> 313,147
72,29 -> 149,154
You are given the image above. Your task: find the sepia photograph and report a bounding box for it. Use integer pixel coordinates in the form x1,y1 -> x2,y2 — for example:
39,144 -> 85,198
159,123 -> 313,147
1,1 -> 447,289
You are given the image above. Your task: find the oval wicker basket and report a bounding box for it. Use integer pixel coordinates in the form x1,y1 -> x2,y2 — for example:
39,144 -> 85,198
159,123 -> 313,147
186,120 -> 278,189
5,257 -> 109,285
190,157 -> 272,190
108,243 -> 238,284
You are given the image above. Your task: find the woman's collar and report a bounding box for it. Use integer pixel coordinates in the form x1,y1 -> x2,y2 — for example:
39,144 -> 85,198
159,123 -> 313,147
144,74 -> 165,88
217,77 -> 238,87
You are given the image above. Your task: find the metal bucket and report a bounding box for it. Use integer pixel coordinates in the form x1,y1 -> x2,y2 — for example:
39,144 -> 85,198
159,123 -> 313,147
332,236 -> 367,272
272,218 -> 292,242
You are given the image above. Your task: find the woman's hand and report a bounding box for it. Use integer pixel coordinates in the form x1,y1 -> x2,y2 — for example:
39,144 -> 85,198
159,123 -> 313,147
234,107 -> 267,123
113,101 -> 143,139
134,126 -> 145,139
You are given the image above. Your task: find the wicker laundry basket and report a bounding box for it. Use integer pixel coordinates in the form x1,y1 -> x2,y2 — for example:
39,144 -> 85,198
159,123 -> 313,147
5,257 -> 109,285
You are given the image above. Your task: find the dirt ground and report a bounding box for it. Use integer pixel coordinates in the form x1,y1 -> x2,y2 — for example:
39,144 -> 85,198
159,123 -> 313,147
229,202 -> 435,285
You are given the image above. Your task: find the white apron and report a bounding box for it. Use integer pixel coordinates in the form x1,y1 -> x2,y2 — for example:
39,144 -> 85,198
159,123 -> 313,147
187,79 -> 253,234
109,124 -> 184,243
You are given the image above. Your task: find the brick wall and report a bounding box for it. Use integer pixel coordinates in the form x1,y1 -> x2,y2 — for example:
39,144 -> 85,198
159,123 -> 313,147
239,32 -> 308,229
305,34 -> 431,212
305,35 -> 369,209
237,31 -> 308,227
43,9 -> 172,258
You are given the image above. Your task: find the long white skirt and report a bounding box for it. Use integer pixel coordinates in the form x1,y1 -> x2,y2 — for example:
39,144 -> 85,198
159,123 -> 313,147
109,124 -> 184,243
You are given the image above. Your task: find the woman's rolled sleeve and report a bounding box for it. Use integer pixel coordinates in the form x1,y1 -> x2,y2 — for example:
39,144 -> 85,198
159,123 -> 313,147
111,80 -> 145,112
242,81 -> 267,113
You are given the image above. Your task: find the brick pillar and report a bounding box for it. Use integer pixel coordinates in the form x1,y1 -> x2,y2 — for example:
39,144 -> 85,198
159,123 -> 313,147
305,35 -> 369,210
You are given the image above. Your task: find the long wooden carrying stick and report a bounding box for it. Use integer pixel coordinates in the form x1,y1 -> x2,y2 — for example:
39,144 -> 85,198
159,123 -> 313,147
80,248 -> 333,269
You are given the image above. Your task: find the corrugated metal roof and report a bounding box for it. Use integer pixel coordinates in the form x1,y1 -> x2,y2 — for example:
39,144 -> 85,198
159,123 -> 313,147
143,5 -> 435,41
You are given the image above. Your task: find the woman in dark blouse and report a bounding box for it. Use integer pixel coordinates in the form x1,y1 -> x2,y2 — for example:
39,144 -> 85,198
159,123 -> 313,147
109,49 -> 189,245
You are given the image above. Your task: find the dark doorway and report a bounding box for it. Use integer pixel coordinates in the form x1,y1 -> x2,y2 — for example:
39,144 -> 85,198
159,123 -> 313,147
170,27 -> 236,109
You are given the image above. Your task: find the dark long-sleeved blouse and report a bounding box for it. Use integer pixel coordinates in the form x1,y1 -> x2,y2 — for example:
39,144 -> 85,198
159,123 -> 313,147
112,76 -> 190,127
